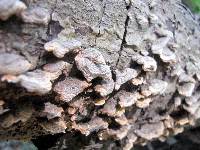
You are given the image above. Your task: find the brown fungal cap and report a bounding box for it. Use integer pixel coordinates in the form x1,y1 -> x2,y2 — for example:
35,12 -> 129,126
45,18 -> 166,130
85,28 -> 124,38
44,38 -> 82,58
54,77 -> 90,102
0,0 -> 26,20
0,53 -> 32,75
40,119 -> 67,134
72,117 -> 108,136
75,48 -> 112,82
115,68 -> 139,90
40,102 -> 64,120
21,7 -> 50,25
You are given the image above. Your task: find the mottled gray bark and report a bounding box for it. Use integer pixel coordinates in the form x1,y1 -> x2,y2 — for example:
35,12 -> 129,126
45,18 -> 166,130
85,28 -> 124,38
0,0 -> 200,149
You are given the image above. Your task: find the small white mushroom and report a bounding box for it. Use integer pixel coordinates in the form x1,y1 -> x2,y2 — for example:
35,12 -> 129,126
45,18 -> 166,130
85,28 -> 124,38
0,0 -> 27,20
21,7 -> 50,25
0,53 -> 32,75
44,38 -> 82,58
132,54 -> 157,72
115,68 -> 139,90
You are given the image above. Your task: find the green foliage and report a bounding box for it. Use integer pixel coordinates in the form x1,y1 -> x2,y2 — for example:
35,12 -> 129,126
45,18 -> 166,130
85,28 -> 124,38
183,0 -> 200,13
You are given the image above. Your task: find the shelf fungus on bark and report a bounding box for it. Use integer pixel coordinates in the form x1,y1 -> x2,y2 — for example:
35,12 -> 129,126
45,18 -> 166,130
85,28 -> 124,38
98,125 -> 131,140
0,100 -> 9,115
141,79 -> 168,97
72,117 -> 108,136
39,102 -> 64,120
21,7 -> 50,25
123,133 -> 138,150
118,91 -> 143,108
136,98 -> 152,108
43,61 -> 72,78
44,38 -> 82,58
99,97 -> 118,117
114,68 -> 139,90
159,48 -> 176,63
75,48 -> 114,96
177,74 -> 196,97
0,53 -> 32,75
54,77 -> 91,103
132,54 -> 157,72
40,119 -> 67,134
94,79 -> 115,97
0,102 -> 33,128
17,70 -> 55,94
134,122 -> 164,140
75,48 -> 112,82
0,0 -> 27,20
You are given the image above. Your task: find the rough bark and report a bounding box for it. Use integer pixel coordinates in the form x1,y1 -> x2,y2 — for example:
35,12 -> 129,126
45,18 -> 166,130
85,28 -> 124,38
0,0 -> 200,149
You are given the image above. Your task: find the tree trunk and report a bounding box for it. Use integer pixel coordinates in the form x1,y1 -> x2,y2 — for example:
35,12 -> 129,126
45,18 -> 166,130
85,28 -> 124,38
0,0 -> 200,149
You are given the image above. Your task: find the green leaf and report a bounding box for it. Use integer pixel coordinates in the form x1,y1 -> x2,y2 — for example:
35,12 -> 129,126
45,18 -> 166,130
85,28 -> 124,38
182,0 -> 200,13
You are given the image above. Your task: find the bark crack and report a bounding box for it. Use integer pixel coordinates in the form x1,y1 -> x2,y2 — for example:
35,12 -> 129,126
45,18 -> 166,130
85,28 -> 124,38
115,1 -> 131,69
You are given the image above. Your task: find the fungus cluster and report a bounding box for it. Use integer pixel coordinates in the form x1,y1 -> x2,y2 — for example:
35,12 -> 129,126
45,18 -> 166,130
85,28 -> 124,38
0,0 -> 200,149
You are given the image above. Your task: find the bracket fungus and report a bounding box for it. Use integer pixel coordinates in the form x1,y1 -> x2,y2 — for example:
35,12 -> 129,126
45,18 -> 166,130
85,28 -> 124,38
72,117 -> 108,136
132,54 -> 157,72
44,38 -> 82,58
141,79 -> 168,96
0,0 -> 26,20
40,102 -> 64,120
21,7 -> 50,25
54,77 -> 91,103
115,68 -> 139,90
135,122 -> 165,140
0,53 -> 32,75
75,48 -> 112,82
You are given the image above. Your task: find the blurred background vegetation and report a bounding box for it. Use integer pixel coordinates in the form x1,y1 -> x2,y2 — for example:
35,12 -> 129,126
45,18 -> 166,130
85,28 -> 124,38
183,0 -> 200,13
